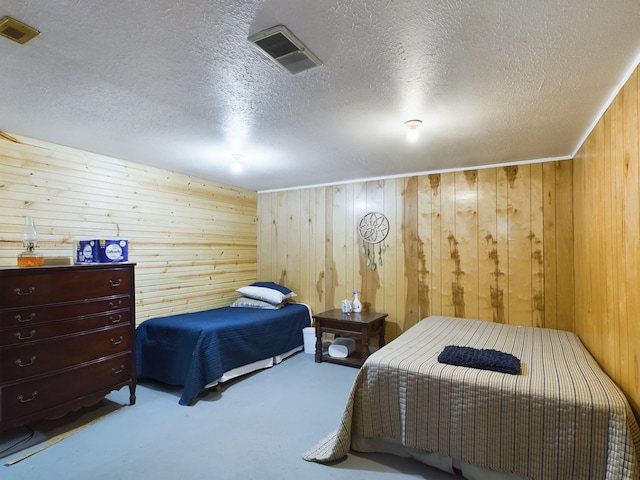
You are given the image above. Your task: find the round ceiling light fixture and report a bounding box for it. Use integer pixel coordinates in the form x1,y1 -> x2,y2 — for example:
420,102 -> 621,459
404,119 -> 422,143
231,153 -> 244,174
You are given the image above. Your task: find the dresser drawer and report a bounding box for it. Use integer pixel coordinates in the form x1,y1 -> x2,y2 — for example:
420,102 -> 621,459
2,352 -> 133,421
1,325 -> 132,381
0,266 -> 132,308
0,296 -> 130,330
1,310 -> 131,346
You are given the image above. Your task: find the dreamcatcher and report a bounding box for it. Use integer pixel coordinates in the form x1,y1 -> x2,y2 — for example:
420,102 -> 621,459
357,211 -> 389,271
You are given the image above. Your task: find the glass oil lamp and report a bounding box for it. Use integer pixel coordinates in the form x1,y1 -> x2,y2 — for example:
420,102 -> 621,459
17,216 -> 44,267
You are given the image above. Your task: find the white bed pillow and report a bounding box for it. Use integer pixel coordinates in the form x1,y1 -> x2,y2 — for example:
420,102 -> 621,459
230,296 -> 285,309
236,283 -> 296,305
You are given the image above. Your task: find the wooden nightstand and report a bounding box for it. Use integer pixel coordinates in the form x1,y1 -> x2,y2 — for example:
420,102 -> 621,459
313,309 -> 387,367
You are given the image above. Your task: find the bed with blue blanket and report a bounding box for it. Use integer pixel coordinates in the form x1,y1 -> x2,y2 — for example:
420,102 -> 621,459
304,315 -> 640,480
136,302 -> 311,405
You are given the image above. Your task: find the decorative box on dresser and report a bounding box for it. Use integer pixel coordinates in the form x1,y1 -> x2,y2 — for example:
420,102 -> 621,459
0,263 -> 136,431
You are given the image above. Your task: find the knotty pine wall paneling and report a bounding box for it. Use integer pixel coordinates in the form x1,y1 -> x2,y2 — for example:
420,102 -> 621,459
0,133 -> 258,325
387,178 -> 405,340
258,161 -> 573,345
573,66 -> 640,414
477,167 -> 499,323
417,175 -> 433,325
543,159 -> 575,333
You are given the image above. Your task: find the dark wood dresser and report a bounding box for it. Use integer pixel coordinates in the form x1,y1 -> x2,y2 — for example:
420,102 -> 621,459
0,263 -> 136,430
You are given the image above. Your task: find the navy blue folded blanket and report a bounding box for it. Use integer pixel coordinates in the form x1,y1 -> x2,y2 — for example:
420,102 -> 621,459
437,345 -> 521,375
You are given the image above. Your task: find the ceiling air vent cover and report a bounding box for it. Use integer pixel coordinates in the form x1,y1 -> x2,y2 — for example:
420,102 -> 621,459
0,16 -> 40,44
249,25 -> 322,75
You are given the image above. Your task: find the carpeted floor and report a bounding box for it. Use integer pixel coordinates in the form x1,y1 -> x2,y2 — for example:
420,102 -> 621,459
0,399 -> 126,463
2,352 -> 459,480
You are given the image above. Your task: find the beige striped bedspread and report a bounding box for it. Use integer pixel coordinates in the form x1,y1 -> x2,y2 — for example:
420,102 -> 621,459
303,316 -> 640,480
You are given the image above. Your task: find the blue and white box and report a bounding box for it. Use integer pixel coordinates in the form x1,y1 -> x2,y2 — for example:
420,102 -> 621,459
98,239 -> 129,263
75,239 -> 129,263
75,239 -> 99,264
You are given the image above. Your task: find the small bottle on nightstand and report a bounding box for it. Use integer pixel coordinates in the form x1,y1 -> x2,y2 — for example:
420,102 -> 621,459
352,291 -> 362,313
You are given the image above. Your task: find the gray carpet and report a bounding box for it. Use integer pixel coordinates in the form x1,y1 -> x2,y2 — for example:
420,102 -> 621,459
2,352 -> 458,480
0,399 -> 126,462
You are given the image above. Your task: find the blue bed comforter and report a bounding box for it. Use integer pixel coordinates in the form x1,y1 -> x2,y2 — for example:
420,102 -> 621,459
136,303 -> 311,405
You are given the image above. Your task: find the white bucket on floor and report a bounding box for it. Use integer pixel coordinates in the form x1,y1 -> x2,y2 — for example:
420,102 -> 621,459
302,327 -> 316,354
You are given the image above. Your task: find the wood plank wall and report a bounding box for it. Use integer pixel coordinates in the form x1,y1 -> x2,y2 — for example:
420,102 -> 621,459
573,66 -> 640,414
257,161 -> 574,341
0,133 -> 258,324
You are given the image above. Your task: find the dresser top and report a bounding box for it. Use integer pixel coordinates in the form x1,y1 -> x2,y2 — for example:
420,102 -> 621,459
0,263 -> 136,273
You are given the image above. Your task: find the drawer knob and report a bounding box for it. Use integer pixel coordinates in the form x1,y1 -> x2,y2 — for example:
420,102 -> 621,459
15,312 -> 36,323
15,356 -> 37,367
112,365 -> 125,375
109,300 -> 123,309
14,286 -> 36,296
15,330 -> 36,341
110,336 -> 124,346
110,315 -> 123,324
17,391 -> 38,403
109,279 -> 122,287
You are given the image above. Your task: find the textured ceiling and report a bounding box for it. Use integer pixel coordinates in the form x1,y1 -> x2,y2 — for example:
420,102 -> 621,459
1,1 -> 639,192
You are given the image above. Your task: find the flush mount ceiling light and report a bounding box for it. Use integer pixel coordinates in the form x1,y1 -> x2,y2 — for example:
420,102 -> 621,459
248,25 -> 322,75
0,16 -> 40,44
404,119 -> 423,143
230,154 -> 244,174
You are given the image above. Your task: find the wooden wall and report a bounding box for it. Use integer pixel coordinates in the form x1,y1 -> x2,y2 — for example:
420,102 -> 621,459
573,65 -> 640,414
0,133 -> 258,324
258,161 -> 574,340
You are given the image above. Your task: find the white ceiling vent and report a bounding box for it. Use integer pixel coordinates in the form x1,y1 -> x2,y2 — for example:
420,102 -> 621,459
249,25 -> 322,75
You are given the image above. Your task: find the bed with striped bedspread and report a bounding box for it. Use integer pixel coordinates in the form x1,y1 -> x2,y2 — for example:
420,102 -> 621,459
304,316 -> 640,480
